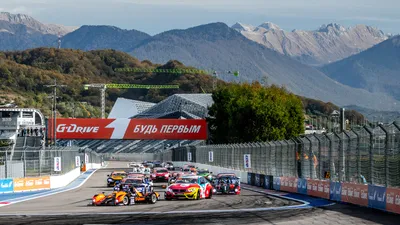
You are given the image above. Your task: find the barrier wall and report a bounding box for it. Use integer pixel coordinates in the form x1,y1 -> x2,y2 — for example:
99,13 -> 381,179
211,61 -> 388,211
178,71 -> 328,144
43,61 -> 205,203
50,167 -> 81,189
173,161 -> 400,215
0,163 -> 103,193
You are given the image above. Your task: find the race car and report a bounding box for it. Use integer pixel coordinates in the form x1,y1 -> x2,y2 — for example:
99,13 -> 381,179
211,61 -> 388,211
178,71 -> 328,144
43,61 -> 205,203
120,177 -> 153,192
128,172 -> 145,178
90,184 -> 159,206
212,173 -> 241,195
107,171 -> 127,187
165,175 -> 213,200
150,167 -> 170,182
168,171 -> 184,185
163,161 -> 174,170
196,169 -> 213,181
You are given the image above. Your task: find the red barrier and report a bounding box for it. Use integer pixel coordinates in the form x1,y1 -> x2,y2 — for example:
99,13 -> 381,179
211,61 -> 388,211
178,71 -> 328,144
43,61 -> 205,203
386,187 -> 400,214
307,179 -> 330,199
48,118 -> 208,140
341,183 -> 368,206
280,177 -> 298,193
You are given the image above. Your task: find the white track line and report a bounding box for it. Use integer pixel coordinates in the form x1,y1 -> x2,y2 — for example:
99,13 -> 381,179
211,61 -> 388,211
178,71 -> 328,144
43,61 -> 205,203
0,168 -> 100,208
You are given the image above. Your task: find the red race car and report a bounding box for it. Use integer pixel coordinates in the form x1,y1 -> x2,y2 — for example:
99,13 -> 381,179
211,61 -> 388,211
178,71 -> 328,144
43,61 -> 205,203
165,175 -> 213,200
150,168 -> 170,182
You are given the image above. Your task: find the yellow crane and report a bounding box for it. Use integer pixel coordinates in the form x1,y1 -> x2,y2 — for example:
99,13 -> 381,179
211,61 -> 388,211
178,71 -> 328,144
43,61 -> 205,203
83,83 -> 179,118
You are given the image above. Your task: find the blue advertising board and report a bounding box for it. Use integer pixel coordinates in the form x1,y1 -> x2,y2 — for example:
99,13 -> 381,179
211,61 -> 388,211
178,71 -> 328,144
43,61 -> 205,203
0,179 -> 14,193
297,178 -> 308,195
255,174 -> 261,187
264,175 -> 272,189
329,181 -> 342,202
273,177 -> 281,191
368,185 -> 386,210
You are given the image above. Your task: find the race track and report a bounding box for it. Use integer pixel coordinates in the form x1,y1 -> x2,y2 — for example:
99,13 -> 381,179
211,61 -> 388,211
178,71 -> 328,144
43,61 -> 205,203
0,161 -> 297,214
0,161 -> 399,225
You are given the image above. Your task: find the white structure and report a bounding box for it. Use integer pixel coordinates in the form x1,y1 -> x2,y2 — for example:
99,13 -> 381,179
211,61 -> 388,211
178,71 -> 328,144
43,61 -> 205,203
108,98 -> 156,119
0,108 -> 45,141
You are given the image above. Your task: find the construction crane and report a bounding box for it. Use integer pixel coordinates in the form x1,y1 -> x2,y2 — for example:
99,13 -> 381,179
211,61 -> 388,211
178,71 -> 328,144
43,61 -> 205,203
115,68 -> 239,91
83,83 -> 179,119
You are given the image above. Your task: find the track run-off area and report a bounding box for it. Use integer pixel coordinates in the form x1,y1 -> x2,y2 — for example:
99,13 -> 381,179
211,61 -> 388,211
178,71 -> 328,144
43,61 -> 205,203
0,161 -> 398,225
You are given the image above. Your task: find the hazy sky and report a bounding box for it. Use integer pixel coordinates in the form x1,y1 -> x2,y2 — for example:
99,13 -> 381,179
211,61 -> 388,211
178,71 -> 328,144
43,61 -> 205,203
2,0 -> 400,35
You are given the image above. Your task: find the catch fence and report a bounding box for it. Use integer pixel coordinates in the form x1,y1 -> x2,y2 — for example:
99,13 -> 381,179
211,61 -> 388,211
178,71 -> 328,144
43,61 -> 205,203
0,146 -> 103,179
157,124 -> 400,188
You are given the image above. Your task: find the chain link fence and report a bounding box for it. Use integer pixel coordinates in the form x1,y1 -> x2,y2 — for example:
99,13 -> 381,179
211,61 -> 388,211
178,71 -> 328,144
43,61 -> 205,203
159,124 -> 400,188
0,146 -> 103,179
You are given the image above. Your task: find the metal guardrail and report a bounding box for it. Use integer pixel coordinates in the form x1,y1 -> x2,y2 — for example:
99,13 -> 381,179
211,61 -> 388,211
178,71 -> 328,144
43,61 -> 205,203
155,124 -> 400,188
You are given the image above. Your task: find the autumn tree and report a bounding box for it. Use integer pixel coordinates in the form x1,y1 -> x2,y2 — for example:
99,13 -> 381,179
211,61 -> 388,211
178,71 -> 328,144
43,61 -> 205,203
207,82 -> 304,144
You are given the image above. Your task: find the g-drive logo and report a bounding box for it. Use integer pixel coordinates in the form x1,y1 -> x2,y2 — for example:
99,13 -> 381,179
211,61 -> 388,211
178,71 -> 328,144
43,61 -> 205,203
57,124 -> 99,134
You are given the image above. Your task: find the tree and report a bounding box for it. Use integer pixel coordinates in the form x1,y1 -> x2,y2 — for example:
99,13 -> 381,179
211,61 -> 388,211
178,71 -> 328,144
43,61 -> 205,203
207,82 -> 304,144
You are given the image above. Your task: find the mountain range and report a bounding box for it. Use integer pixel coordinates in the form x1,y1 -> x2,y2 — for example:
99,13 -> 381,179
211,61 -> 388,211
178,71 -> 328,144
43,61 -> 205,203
232,22 -> 389,66
322,35 -> 400,101
0,12 -> 399,112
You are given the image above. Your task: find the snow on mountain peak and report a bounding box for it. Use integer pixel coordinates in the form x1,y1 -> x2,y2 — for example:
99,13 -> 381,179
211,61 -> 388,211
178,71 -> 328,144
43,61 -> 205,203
258,22 -> 281,30
231,22 -> 255,32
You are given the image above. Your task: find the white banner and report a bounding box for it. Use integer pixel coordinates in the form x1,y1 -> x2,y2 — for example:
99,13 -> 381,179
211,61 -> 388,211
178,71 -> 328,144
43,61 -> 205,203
244,154 -> 251,169
75,156 -> 81,167
208,151 -> 213,162
54,157 -> 62,172
85,153 -> 89,164
187,152 -> 192,162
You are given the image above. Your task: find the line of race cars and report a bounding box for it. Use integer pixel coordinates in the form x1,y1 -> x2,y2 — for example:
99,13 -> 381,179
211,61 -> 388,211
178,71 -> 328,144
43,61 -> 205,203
89,161 -> 241,206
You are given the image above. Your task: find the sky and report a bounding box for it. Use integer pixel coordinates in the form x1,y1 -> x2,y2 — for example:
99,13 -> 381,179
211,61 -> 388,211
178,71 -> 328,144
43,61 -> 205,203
1,0 -> 400,35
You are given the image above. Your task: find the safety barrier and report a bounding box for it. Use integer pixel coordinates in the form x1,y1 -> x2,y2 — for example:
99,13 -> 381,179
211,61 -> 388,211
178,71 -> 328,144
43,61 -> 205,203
0,162 -> 103,193
173,161 -> 400,215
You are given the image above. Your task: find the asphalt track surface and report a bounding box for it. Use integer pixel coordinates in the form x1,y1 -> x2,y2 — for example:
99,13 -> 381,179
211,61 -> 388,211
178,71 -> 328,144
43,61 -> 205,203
0,161 -> 398,225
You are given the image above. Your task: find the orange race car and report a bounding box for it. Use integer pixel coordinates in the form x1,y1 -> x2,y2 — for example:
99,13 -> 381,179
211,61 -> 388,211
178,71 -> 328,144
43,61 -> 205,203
90,184 -> 160,206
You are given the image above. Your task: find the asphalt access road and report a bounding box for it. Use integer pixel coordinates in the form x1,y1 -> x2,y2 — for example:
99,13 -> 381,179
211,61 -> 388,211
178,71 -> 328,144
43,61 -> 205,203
0,161 -> 297,214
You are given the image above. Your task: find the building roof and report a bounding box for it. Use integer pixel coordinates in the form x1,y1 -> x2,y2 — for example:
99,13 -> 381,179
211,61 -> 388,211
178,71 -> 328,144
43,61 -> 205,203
108,98 -> 156,118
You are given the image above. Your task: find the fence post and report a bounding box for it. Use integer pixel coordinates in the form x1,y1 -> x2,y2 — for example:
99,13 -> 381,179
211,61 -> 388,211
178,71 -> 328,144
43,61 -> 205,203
323,133 -> 333,181
304,136 -> 314,179
5,148 -> 7,178
333,132 -> 343,182
23,149 -> 26,178
343,131 -> 351,183
378,124 -> 389,187
313,133 -> 322,180
351,128 -> 361,184
364,126 -> 374,185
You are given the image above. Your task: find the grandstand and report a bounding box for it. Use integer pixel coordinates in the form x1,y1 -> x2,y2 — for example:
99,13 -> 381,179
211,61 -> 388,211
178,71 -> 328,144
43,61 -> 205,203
59,94 -> 213,153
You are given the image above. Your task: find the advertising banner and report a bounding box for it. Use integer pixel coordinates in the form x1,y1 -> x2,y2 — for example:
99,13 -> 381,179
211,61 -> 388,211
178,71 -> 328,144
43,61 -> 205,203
330,181 -> 342,202
297,178 -> 308,195
208,151 -> 213,162
244,154 -> 251,169
255,174 -> 260,187
341,183 -> 368,206
264,175 -> 273,190
187,152 -> 192,162
48,118 -> 208,140
85,153 -> 89,164
273,177 -> 281,191
247,173 -> 252,185
0,179 -> 14,193
368,185 -> 386,210
54,157 -> 61,172
75,156 -> 81,167
13,176 -> 50,192
307,179 -> 330,199
280,177 -> 298,193
386,187 -> 400,214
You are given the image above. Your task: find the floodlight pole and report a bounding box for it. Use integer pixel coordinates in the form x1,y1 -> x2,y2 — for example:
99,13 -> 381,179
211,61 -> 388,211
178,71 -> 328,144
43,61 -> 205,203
45,79 -> 66,149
